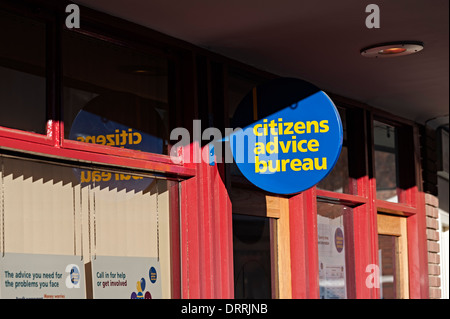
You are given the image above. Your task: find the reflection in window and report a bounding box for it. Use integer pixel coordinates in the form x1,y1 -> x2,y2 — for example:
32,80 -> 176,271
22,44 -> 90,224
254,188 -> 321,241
317,202 -> 355,299
233,214 -> 274,299
62,30 -> 170,155
317,107 -> 350,193
374,121 -> 399,202
0,10 -> 46,134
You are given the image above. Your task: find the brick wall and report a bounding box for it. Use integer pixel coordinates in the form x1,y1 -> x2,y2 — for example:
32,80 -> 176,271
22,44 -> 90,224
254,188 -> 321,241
425,193 -> 442,299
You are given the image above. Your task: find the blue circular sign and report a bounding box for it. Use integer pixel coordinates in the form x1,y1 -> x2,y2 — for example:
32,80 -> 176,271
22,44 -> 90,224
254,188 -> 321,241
335,227 -> 344,253
149,267 -> 157,284
230,78 -> 342,195
69,266 -> 80,285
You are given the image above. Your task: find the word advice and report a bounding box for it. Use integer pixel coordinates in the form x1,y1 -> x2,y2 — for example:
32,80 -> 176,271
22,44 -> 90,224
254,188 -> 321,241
253,118 -> 329,173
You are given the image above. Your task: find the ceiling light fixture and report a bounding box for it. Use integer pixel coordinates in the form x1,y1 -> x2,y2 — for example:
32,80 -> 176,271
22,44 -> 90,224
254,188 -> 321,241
360,41 -> 424,58
118,65 -> 167,76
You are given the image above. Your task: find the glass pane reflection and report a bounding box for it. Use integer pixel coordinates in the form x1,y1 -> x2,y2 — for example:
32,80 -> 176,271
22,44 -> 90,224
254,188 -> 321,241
374,121 -> 399,202
62,30 -> 170,155
0,10 -> 46,134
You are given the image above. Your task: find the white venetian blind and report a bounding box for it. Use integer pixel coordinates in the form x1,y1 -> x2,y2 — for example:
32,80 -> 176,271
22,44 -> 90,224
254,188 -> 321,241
0,156 -> 173,297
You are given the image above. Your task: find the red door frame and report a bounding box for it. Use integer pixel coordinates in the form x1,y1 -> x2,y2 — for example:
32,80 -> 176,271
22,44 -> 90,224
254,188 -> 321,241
286,107 -> 429,299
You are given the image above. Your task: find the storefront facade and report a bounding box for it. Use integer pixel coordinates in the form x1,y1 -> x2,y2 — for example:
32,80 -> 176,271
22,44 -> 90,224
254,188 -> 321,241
0,0 -> 447,299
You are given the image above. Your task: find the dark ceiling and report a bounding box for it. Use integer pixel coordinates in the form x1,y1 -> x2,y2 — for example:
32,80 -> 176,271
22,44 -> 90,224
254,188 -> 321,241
76,0 -> 449,128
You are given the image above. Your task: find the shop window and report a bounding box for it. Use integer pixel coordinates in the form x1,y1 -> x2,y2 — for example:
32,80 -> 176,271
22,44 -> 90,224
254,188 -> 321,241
0,10 -> 46,134
374,121 -> 399,202
317,201 -> 355,299
0,155 -> 178,299
62,30 -> 170,155
316,107 -> 350,193
233,214 -> 276,299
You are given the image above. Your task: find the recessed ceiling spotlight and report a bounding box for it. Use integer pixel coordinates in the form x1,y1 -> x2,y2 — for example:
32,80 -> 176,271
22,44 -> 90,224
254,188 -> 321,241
118,65 -> 167,76
360,41 -> 424,58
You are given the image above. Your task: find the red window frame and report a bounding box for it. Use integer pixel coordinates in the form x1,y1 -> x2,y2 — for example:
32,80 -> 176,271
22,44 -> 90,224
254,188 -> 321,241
289,105 -> 429,299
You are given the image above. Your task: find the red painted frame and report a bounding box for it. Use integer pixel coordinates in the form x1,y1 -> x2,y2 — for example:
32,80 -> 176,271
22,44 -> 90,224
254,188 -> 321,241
179,143 -> 234,299
288,180 -> 429,299
0,130 -> 195,178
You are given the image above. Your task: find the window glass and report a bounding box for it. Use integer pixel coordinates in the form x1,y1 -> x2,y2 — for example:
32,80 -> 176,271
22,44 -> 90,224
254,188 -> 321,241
439,129 -> 449,175
233,214 -> 274,299
0,10 -> 46,134
317,201 -> 355,299
227,69 -> 269,180
316,107 -> 350,193
228,70 -> 267,121
62,30 -> 170,155
0,155 -> 177,298
374,120 -> 399,202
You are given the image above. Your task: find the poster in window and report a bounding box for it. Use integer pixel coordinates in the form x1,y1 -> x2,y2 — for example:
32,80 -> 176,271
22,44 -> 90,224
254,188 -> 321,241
91,256 -> 162,299
318,219 -> 346,299
0,253 -> 85,299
